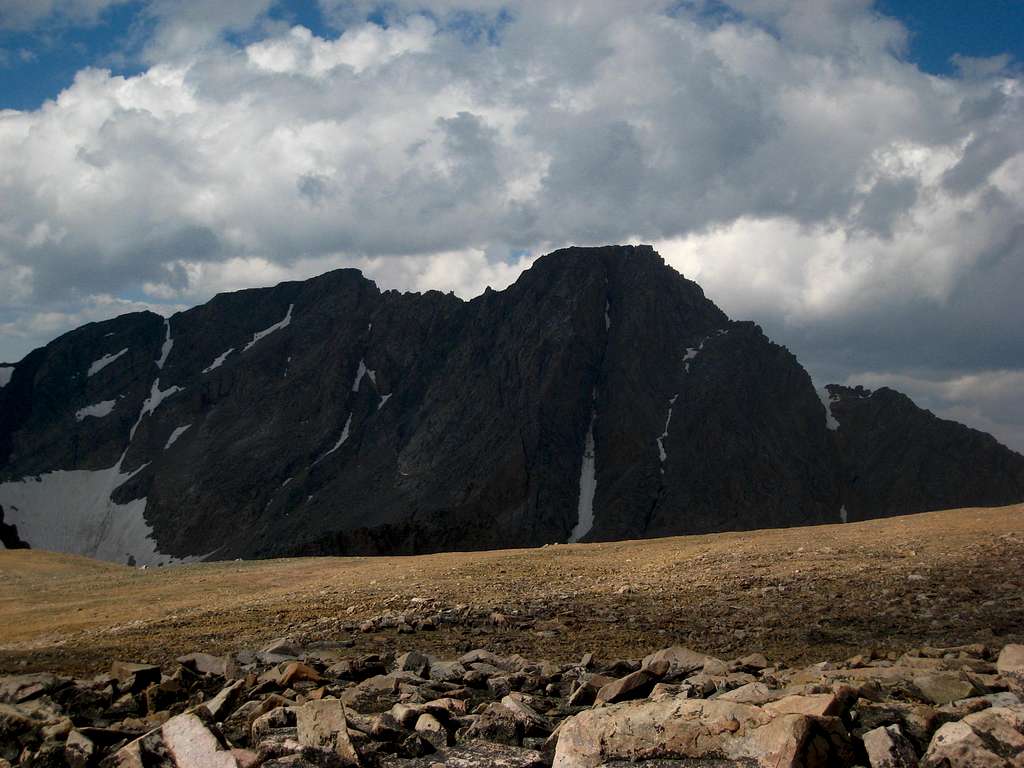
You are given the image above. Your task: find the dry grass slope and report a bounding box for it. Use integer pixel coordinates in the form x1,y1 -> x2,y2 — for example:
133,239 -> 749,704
1,504 -> 1022,676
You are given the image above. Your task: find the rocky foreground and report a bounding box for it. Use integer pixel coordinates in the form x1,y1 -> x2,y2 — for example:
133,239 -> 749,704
2,634 -> 1023,767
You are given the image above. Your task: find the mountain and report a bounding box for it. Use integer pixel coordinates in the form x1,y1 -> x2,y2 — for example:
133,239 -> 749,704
1,245 -> 1022,565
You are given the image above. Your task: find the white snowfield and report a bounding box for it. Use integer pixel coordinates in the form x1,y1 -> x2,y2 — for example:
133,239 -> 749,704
243,304 -> 293,352
0,458 -> 196,566
88,348 -> 128,377
164,424 -> 191,450
156,318 -> 173,369
818,387 -> 841,431
1,362 -> 197,564
352,359 -> 377,391
202,348 -> 234,374
656,394 -> 678,472
569,392 -> 598,544
0,365 -> 13,388
315,414 -> 353,465
75,400 -> 117,421
130,379 -> 183,439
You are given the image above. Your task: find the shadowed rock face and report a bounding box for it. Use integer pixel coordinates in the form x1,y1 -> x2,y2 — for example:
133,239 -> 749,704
1,245 -> 1022,564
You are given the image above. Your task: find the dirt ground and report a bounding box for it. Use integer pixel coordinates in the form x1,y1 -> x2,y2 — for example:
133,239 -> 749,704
1,504 -> 1022,677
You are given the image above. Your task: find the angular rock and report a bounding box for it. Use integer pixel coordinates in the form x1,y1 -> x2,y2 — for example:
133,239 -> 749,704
553,698 -> 851,768
65,730 -> 96,768
500,696 -> 553,737
109,663 -> 161,693
594,669 -> 660,705
921,704 -> 1024,767
206,680 -> 246,721
641,647 -> 710,680
339,675 -> 402,713
178,653 -> 240,680
913,672 -> 975,706
395,652 -> 430,679
413,712 -> 448,751
161,711 -> 240,768
465,703 -> 523,746
223,695 -> 291,746
862,724 -> 919,768
0,674 -> 68,705
997,645 -> 1024,695
294,699 -> 360,766
765,693 -> 841,718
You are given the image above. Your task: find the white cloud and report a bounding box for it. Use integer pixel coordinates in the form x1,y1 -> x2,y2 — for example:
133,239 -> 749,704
0,1 -> 1021,447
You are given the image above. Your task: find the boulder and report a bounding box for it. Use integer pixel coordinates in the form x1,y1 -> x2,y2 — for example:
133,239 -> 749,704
206,680 -> 246,721
913,672 -> 975,706
862,724 -> 918,768
339,675 -> 402,713
594,669 -> 660,705
395,652 -> 430,679
552,698 -> 851,768
997,645 -> 1024,694
178,654 -> 240,680
641,646 -> 710,680
921,704 -> 1024,767
465,703 -> 523,746
161,711 -> 240,768
0,674 -> 68,705
109,663 -> 161,693
413,712 -> 448,751
765,693 -> 841,718
500,695 -> 554,736
65,730 -> 96,768
294,699 -> 360,766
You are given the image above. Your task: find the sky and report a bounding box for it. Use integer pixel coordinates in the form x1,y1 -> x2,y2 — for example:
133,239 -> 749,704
0,0 -> 1022,452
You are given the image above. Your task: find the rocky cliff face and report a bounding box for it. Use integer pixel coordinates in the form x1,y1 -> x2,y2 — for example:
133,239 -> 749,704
1,245 -> 1022,564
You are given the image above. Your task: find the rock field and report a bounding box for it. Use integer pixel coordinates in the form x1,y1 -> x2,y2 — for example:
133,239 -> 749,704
2,636 -> 1023,766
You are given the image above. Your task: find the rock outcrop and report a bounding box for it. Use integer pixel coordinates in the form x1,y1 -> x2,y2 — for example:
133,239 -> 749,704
1,245 -> 1022,563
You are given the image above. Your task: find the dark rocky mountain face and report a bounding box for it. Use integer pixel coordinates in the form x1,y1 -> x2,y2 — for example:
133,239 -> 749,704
1,245 -> 1021,564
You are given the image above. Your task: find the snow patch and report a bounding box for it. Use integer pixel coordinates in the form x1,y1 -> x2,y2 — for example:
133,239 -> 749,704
202,348 -> 235,374
569,395 -> 597,544
164,424 -> 191,450
655,394 -> 678,472
0,366 -> 13,388
88,348 -> 128,377
0,461 -> 191,566
75,400 -> 117,422
352,359 -> 377,391
378,393 -> 392,410
818,387 -> 841,431
243,304 -> 293,352
605,300 -> 611,331
156,318 -> 173,369
683,330 -> 728,373
839,505 -> 848,523
130,378 -> 183,439
315,414 -> 353,465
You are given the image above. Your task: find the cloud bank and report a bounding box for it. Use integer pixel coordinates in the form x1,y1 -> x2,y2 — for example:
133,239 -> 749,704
0,0 -> 1021,450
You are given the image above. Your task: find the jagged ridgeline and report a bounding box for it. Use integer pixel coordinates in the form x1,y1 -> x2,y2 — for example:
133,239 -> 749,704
1,245 -> 1022,565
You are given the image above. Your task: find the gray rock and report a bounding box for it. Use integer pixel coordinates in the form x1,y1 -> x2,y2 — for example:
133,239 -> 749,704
294,700 -> 360,766
862,724 -> 918,768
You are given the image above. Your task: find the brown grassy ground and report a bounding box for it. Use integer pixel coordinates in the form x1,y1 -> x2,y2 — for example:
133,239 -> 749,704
1,504 -> 1022,677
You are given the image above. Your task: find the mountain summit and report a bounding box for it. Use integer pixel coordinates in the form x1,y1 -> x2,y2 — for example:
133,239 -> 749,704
1,245 -> 1022,564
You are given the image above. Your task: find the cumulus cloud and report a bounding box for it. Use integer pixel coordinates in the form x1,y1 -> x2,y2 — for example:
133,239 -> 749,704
0,0 -> 1021,448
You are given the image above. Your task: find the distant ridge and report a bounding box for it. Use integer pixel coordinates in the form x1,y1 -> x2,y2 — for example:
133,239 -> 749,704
1,245 -> 1022,564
